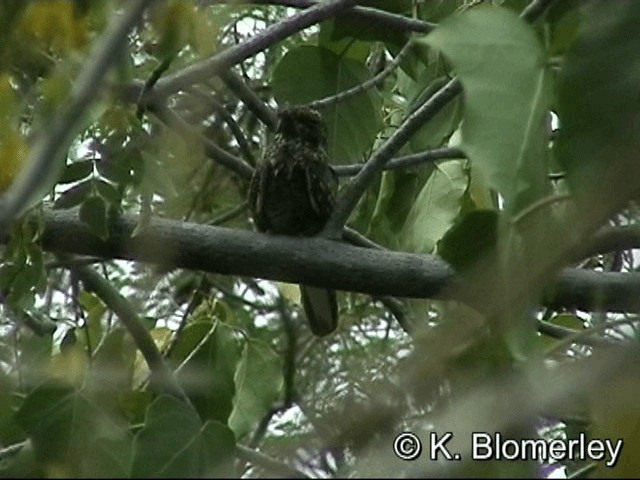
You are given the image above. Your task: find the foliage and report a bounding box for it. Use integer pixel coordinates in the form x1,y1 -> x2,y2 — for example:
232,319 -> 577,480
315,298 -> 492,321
0,0 -> 640,477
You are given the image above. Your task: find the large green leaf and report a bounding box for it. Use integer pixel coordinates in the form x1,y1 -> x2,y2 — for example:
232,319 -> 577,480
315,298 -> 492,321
130,395 -> 235,477
87,328 -> 136,396
173,321 -> 241,425
15,382 -> 132,477
272,45 -> 383,164
367,167 -> 433,248
421,6 -> 552,214
228,340 -> 283,439
437,209 -> 499,271
400,160 -> 468,253
556,1 -> 640,208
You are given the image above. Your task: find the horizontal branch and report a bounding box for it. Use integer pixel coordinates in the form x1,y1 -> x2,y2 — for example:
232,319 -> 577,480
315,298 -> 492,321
34,209 -> 640,313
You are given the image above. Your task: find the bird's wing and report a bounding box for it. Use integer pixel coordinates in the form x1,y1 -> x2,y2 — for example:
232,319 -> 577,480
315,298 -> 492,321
248,163 -> 270,232
305,160 -> 336,221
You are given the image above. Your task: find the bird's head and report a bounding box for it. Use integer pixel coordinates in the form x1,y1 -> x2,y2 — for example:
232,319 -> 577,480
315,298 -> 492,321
276,106 -> 327,147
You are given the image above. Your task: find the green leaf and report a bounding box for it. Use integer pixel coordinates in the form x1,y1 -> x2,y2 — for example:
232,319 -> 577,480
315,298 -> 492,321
14,333 -> 52,389
556,2 -> 640,204
130,395 -> 235,478
88,328 -> 136,396
16,382 -> 132,477
438,209 -> 499,271
549,313 -> 584,330
78,290 -> 107,330
53,180 -> 92,209
79,194 -> 108,239
422,6 -> 552,214
0,373 -> 21,446
59,160 -> 93,184
228,340 -> 283,439
95,178 -> 122,205
368,167 -> 433,248
174,322 -> 242,424
96,152 -> 134,184
545,0 -> 582,56
408,78 -> 463,151
272,45 -> 383,163
399,160 -> 468,253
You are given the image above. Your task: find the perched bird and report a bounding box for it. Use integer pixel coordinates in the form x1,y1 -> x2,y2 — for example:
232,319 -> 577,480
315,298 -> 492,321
248,106 -> 338,336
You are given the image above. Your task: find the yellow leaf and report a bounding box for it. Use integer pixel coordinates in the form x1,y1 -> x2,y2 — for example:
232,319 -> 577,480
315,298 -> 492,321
19,1 -> 88,54
591,373 -> 640,476
0,73 -> 18,121
278,282 -> 301,306
150,327 -> 174,353
0,131 -> 29,191
49,345 -> 88,387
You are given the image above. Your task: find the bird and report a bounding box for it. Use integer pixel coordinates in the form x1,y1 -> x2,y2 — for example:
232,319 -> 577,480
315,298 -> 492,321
248,106 -> 338,336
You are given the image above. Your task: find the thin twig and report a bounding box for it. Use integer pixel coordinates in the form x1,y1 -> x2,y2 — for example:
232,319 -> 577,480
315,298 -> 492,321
209,201 -> 249,226
150,103 -> 254,179
341,226 -> 384,249
376,296 -> 412,334
324,78 -> 463,236
545,316 -> 640,356
204,0 -> 435,34
138,0 -> 361,101
334,147 -> 466,176
536,319 -> 617,347
322,0 -> 557,236
191,87 -> 257,165
308,40 -> 415,111
236,444 -> 309,478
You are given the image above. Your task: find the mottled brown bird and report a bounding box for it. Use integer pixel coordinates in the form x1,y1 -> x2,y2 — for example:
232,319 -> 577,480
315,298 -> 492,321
248,106 -> 338,336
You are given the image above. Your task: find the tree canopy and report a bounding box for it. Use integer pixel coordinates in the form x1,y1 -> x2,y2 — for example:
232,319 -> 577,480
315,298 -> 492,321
1,0 -> 640,477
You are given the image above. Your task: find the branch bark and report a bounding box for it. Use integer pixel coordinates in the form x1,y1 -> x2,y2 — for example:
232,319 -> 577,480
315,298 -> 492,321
35,208 -> 640,313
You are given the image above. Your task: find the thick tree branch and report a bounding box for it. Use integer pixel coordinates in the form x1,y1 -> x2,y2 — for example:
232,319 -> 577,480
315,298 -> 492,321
576,224 -> 640,260
34,209 -> 640,313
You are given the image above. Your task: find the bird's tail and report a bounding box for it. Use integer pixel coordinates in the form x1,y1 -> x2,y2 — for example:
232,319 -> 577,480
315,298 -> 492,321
300,285 -> 338,336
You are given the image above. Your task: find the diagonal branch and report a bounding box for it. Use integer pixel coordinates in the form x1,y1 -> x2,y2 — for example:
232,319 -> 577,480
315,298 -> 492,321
308,40 -> 415,111
324,78 -> 462,235
70,261 -> 190,403
204,0 -> 435,34
219,70 -> 278,130
150,103 -> 254,180
323,0 -> 556,236
135,0 -> 361,103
